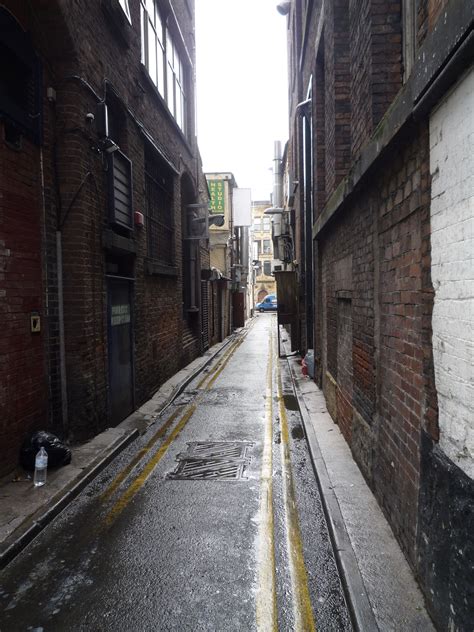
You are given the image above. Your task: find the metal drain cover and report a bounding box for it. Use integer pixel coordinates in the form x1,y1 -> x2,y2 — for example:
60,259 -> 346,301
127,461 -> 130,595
168,441 -> 252,480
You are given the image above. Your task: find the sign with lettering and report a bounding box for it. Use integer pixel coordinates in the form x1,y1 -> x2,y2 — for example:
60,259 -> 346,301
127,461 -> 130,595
111,304 -> 131,326
208,180 -> 225,213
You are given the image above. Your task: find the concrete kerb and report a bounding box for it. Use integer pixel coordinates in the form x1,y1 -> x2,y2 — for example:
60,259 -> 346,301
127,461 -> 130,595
0,331 -> 241,570
0,429 -> 137,570
280,340 -> 379,632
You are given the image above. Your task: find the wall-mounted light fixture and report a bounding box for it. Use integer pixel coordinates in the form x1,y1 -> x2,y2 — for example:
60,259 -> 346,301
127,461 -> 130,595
276,1 -> 291,15
101,138 -> 120,154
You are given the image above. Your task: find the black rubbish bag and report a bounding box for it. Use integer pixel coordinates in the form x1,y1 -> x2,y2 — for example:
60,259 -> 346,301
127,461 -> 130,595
20,431 -> 72,471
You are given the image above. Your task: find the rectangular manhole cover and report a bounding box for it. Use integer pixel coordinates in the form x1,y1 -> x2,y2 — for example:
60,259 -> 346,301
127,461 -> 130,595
168,441 -> 252,480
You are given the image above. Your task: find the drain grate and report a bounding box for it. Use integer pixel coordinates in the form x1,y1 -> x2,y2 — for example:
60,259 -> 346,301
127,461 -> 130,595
168,441 -> 252,481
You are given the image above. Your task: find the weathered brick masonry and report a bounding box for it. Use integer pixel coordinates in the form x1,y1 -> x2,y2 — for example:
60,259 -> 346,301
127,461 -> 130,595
0,134 -> 47,470
287,1 -> 473,629
320,123 -> 433,556
1,0 -> 210,475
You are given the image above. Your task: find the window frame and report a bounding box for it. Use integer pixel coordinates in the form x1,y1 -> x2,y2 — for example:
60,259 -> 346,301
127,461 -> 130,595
118,0 -> 132,23
253,217 -> 262,232
144,147 -> 175,267
107,150 -> 133,231
140,0 -> 187,133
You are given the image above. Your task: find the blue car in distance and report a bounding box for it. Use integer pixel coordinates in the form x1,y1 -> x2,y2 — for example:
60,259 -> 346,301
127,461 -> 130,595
256,294 -> 277,312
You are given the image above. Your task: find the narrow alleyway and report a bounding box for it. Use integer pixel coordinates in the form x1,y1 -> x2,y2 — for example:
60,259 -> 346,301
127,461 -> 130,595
0,315 -> 352,631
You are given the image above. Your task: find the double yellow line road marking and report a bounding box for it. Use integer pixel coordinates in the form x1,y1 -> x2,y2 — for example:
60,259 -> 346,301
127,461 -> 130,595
276,360 -> 316,632
100,335 -> 246,527
256,333 -> 278,632
256,329 -> 317,632
98,317 -> 315,630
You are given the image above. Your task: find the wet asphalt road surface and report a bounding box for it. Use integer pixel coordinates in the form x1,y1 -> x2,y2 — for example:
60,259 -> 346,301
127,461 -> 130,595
0,315 -> 352,631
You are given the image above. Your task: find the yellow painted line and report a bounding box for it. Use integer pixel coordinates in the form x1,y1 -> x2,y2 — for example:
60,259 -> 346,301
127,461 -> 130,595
102,336 -> 244,502
205,338 -> 244,389
197,338 -> 242,390
100,407 -> 183,502
256,332 -> 278,632
277,362 -> 317,632
102,332 -> 248,528
103,405 -> 197,527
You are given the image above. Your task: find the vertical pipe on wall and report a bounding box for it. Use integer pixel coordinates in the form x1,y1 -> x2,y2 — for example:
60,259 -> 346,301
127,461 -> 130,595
39,147 -> 49,419
56,231 -> 68,437
273,140 -> 282,208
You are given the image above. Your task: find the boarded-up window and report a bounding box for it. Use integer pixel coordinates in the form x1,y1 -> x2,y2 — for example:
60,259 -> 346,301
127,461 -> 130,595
108,150 -> 133,230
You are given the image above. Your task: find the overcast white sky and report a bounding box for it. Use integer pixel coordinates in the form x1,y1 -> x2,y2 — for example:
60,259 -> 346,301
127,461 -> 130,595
195,0 -> 289,201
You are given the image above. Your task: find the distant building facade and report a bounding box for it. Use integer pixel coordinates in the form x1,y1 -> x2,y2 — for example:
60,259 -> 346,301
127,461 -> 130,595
206,172 -> 251,339
282,1 -> 473,629
252,201 -> 276,304
0,0 -> 211,476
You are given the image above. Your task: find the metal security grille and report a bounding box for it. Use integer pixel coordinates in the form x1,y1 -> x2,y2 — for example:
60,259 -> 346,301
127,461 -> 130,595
145,149 -> 174,265
169,442 -> 252,480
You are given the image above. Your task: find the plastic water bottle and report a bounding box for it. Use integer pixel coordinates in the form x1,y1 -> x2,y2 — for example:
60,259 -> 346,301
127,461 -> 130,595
33,447 -> 48,487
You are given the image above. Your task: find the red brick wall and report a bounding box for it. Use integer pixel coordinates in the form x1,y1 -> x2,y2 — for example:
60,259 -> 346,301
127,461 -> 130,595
314,52 -> 326,213
324,4 -> 336,196
349,0 -> 372,158
349,0 -> 402,161
370,1 -> 402,128
417,0 -> 451,46
336,297 -> 353,442
1,0 -> 207,460
376,124 -> 435,554
324,0 -> 351,197
319,122 -> 434,561
0,127 -> 47,475
334,1 -> 351,187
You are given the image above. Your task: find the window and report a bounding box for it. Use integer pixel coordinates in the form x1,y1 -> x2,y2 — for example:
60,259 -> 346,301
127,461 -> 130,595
263,261 -> 272,276
166,30 -> 186,130
253,217 -> 262,232
263,239 -> 272,254
108,151 -> 133,230
0,9 -> 41,144
253,240 -> 261,257
145,146 -> 175,265
140,0 -> 187,132
263,217 -> 271,232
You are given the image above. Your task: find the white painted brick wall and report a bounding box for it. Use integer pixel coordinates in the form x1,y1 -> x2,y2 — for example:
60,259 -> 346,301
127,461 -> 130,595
429,66 -> 474,479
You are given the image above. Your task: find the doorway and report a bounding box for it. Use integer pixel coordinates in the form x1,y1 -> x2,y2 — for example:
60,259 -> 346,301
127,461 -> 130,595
107,278 -> 134,425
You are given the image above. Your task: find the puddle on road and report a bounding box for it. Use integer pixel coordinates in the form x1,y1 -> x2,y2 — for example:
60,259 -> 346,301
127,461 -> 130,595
291,426 -> 305,440
283,394 -> 299,411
